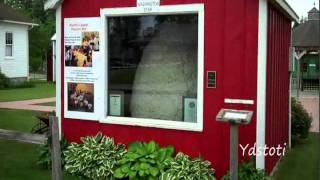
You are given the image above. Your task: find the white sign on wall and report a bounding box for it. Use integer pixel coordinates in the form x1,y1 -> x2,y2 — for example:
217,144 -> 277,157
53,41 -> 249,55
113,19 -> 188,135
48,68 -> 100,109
137,0 -> 160,12
63,17 -> 104,121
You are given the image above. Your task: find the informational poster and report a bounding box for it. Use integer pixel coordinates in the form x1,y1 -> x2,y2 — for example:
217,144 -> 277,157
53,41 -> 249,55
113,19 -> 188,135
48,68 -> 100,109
109,93 -> 124,116
64,17 -> 103,121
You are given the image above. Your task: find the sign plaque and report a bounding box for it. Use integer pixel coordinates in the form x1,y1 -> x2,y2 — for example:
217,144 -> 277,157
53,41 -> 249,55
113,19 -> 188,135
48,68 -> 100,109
183,97 -> 197,123
137,0 -> 160,12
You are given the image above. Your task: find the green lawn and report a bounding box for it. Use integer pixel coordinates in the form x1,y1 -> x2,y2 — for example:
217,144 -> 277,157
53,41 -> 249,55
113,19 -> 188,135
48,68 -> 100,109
0,109 -> 81,179
0,81 -> 55,102
273,133 -> 320,180
35,101 -> 56,107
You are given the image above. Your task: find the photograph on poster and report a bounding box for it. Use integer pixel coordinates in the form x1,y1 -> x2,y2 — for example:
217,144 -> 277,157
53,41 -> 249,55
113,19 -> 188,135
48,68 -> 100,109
67,83 -> 94,113
82,31 -> 99,51
65,45 -> 93,67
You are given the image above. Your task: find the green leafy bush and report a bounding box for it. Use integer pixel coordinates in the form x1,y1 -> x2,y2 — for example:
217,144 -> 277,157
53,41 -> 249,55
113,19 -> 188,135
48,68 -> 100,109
114,141 -> 174,180
222,157 -> 270,180
64,132 -> 126,180
0,71 -> 10,89
12,81 -> 35,89
161,152 -> 216,180
291,98 -> 312,140
37,136 -> 69,169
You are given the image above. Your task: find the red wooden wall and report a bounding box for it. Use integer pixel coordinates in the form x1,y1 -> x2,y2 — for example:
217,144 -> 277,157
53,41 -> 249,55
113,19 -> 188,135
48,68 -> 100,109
265,3 -> 291,173
59,0 -> 259,178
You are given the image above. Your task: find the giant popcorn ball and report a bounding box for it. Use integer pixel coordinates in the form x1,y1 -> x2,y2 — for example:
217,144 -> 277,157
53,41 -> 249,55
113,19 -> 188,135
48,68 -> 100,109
130,22 -> 198,121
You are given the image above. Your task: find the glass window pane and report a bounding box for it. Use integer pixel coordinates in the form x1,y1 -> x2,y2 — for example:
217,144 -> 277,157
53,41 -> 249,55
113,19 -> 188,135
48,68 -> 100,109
107,14 -> 198,123
5,32 -> 13,45
5,45 -> 12,57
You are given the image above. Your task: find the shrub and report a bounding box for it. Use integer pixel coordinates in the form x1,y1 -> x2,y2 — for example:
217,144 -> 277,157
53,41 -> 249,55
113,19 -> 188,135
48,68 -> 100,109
291,98 -> 312,140
37,136 -> 69,169
222,157 -> 270,180
64,132 -> 126,180
0,71 -> 10,89
12,81 -> 35,89
0,71 -> 35,89
114,141 -> 174,180
161,152 -> 216,180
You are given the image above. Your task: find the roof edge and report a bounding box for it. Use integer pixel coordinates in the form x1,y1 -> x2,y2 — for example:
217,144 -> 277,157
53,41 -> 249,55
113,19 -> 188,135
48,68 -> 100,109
44,0 -> 63,10
271,0 -> 299,23
45,0 -> 299,23
0,20 -> 39,26
51,33 -> 56,40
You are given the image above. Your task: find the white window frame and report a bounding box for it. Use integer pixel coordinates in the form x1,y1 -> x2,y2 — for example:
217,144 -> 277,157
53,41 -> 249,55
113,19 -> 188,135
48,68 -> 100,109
100,4 -> 204,132
5,32 -> 14,58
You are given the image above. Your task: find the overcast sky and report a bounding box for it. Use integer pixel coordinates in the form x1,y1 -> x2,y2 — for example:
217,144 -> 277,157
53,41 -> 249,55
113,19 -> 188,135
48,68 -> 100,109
286,0 -> 319,19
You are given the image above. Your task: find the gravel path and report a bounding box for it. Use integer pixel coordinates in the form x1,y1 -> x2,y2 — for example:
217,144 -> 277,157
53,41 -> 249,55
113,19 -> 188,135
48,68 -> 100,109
298,96 -> 319,133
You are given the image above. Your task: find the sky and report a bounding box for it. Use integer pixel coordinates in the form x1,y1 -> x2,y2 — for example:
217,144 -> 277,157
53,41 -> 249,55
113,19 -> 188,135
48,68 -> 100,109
286,0 -> 319,19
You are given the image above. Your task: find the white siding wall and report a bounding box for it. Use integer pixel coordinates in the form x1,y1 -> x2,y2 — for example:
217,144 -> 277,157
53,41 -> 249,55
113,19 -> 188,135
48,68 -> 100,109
0,22 -> 29,78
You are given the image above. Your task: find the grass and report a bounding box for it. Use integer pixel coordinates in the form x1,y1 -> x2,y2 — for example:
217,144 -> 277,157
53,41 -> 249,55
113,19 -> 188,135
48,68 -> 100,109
35,101 -> 56,107
0,81 -> 55,102
273,133 -> 320,180
0,109 -> 81,179
0,109 -> 40,133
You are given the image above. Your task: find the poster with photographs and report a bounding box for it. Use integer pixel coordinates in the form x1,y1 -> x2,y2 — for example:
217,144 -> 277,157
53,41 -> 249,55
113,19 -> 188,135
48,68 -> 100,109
68,83 -> 94,113
64,17 -> 103,120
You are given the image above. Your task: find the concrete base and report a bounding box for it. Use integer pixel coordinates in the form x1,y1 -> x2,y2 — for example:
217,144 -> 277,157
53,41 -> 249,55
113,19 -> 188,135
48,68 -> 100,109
9,77 -> 28,86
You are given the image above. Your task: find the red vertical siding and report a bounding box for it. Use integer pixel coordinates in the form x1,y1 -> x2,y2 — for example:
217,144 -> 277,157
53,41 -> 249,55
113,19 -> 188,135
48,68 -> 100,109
59,0 -> 259,178
266,4 -> 291,173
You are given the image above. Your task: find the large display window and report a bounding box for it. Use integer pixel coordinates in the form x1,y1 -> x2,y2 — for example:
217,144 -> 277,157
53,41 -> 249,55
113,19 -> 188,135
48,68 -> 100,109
100,4 -> 204,131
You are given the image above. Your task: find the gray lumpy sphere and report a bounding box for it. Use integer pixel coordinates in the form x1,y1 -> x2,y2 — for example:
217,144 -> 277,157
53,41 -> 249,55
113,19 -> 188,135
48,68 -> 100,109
130,22 -> 198,121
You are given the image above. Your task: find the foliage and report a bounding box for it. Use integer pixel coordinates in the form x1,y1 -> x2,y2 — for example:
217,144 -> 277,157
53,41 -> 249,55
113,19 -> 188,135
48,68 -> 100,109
0,71 -> 10,89
114,141 -> 174,180
5,0 -> 55,73
160,152 -> 216,180
291,98 -> 312,140
0,71 -> 35,90
64,132 -> 126,180
10,81 -> 35,89
37,136 -> 69,169
222,157 -> 270,180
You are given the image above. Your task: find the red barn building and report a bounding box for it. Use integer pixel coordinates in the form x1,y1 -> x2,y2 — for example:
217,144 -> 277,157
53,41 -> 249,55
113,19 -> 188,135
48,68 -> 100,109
45,0 -> 298,177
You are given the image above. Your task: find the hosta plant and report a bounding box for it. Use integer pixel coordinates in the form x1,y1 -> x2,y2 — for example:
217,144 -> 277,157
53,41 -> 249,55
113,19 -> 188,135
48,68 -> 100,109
160,152 -> 216,180
64,132 -> 126,180
114,141 -> 174,180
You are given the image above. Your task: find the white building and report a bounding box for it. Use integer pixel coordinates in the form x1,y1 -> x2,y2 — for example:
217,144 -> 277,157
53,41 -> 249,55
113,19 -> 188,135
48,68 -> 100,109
0,3 -> 37,83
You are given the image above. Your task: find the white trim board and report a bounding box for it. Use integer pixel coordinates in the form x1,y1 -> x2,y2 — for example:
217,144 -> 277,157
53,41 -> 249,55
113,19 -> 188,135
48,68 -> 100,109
0,20 -> 38,27
256,0 -> 268,170
55,5 -> 62,138
100,4 -> 204,132
271,0 -> 299,22
224,98 -> 254,105
44,0 -> 63,10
